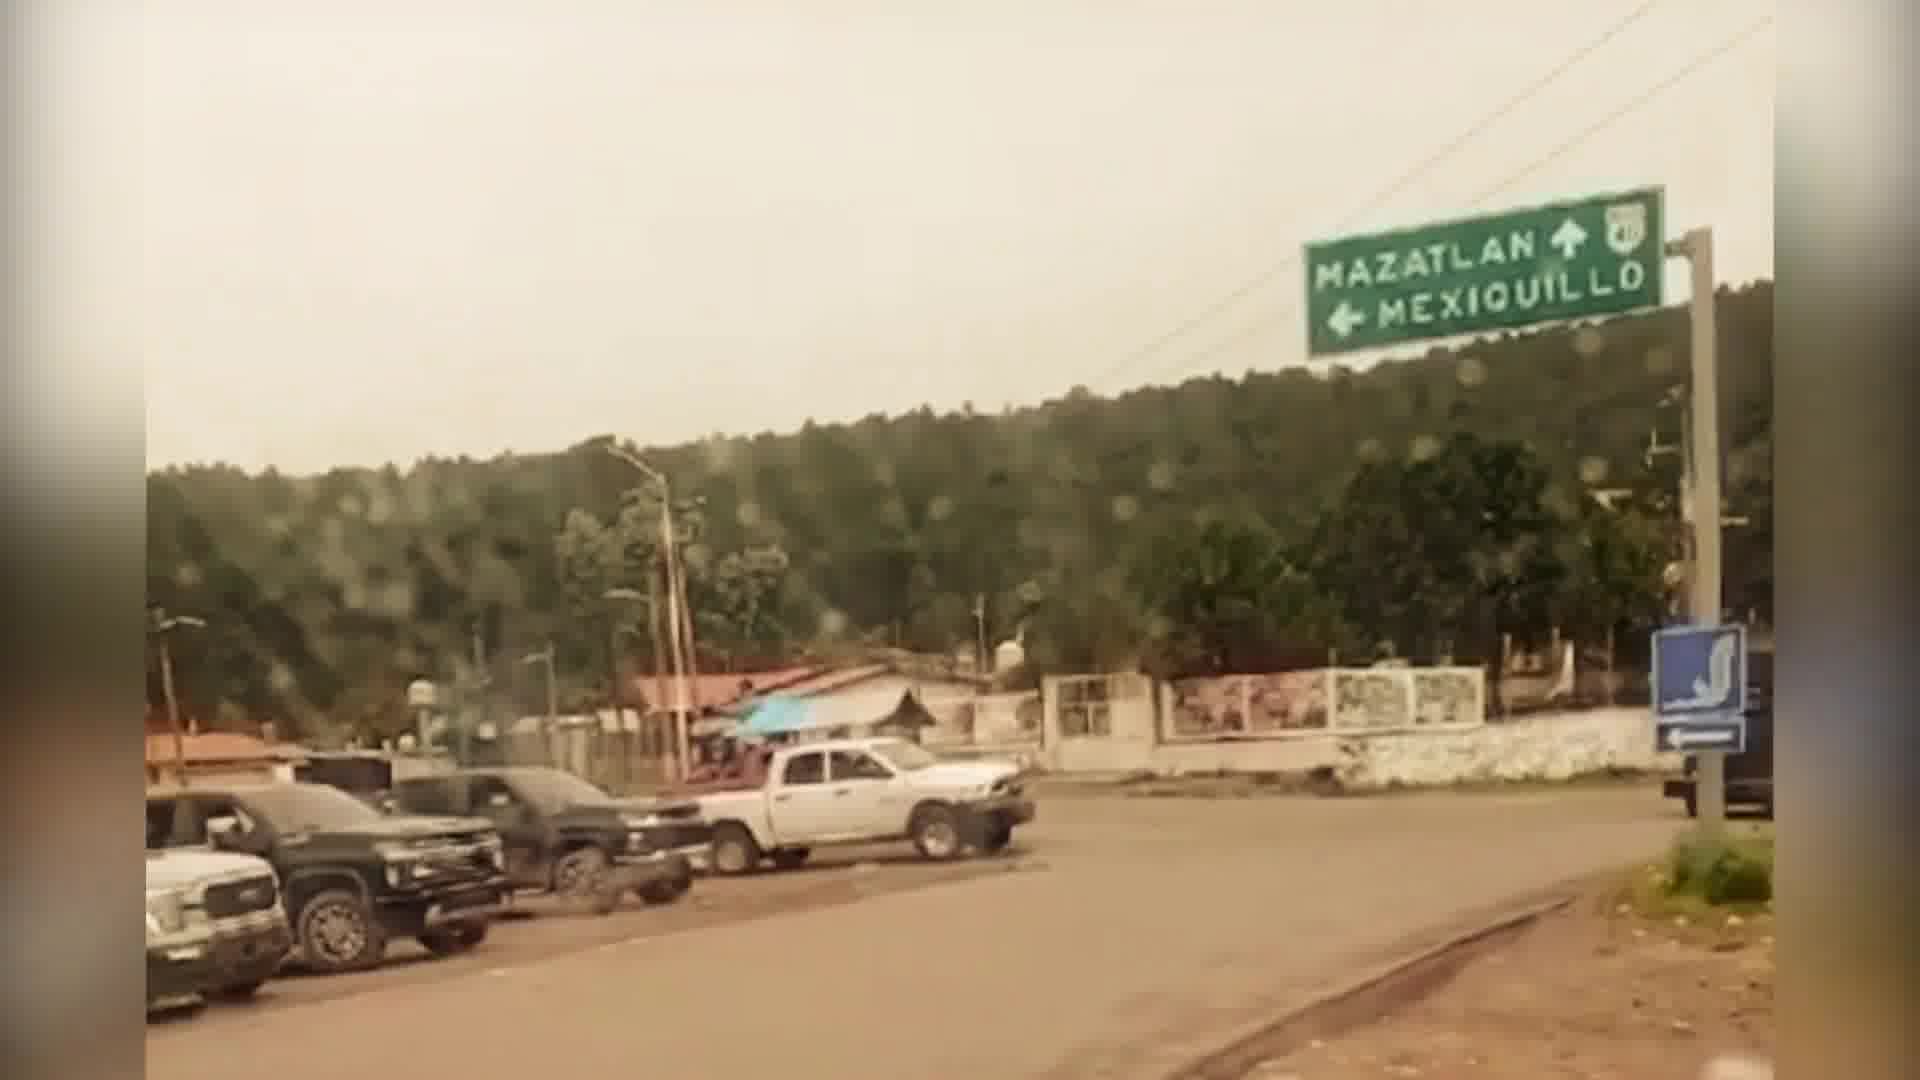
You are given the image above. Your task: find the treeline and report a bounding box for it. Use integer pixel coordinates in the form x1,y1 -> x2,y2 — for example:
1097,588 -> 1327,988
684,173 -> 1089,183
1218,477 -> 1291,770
147,282 -> 1773,741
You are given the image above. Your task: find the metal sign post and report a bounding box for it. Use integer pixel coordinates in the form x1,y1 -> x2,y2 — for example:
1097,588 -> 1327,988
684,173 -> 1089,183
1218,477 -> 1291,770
1668,227 -> 1728,834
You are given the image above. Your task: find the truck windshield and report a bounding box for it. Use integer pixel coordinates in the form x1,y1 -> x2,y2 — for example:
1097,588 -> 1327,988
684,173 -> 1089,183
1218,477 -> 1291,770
870,740 -> 937,772
512,769 -> 613,813
247,784 -> 384,833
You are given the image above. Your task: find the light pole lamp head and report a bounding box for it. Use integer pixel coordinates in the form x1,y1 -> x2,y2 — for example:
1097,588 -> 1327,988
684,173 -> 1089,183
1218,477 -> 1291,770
605,444 -> 665,486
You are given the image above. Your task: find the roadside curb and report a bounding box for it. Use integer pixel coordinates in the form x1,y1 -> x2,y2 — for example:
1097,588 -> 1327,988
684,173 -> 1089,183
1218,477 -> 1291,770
1166,894 -> 1576,1080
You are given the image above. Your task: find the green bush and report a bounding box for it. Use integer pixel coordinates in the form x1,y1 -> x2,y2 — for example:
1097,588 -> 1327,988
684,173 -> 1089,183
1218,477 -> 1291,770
1665,829 -> 1773,905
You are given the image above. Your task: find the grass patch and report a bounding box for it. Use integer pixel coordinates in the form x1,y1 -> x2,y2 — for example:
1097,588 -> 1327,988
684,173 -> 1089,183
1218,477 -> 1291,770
1622,824 -> 1775,923
1668,827 -> 1774,904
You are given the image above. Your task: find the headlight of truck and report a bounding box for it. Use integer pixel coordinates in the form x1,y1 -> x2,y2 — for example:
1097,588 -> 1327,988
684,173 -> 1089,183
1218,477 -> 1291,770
145,889 -> 187,937
383,859 -> 438,888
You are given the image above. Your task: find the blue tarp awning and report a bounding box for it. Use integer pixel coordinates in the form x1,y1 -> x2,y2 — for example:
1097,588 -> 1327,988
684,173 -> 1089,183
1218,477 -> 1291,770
739,694 -> 817,736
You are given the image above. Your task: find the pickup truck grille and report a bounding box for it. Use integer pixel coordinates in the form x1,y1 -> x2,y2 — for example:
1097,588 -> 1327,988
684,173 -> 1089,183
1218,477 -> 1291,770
417,847 -> 499,880
391,829 -> 494,850
203,874 -> 279,919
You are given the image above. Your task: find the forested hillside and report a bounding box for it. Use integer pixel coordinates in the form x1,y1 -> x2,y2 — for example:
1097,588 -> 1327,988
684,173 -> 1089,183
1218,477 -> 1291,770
147,282 -> 1772,740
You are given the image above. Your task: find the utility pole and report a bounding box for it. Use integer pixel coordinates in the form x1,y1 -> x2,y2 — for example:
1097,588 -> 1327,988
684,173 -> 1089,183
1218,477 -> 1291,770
646,569 -> 670,758
669,523 -> 701,769
657,535 -> 690,778
1668,226 -> 1728,835
607,443 -> 697,781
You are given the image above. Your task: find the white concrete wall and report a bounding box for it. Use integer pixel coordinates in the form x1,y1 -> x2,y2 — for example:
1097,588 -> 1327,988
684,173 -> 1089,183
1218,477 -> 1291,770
1042,673 -> 1158,774
1037,705 -> 1674,788
972,691 -> 1040,743
1331,707 -> 1677,789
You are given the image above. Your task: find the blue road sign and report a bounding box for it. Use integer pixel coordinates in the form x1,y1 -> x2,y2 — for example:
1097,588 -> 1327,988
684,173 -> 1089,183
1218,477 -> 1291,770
1655,715 -> 1748,754
1652,624 -> 1747,718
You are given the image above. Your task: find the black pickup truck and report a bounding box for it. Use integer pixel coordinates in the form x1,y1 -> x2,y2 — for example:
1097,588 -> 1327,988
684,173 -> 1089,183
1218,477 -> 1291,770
147,781 -> 510,972
390,767 -> 713,912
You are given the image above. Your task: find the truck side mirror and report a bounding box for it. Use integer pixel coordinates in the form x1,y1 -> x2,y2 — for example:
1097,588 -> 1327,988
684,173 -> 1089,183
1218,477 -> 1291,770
205,816 -> 243,850
483,791 -> 527,824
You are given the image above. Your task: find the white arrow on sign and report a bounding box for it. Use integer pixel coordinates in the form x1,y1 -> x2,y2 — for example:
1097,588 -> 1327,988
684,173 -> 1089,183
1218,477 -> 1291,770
1668,728 -> 1737,749
1328,301 -> 1366,339
1549,217 -> 1589,259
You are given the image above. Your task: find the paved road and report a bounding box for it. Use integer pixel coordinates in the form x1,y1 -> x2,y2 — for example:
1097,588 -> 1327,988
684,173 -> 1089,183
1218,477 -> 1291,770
147,787 -> 1680,1080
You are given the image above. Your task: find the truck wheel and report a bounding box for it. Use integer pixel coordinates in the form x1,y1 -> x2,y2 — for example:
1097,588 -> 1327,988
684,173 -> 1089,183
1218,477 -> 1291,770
980,821 -> 1014,855
297,889 -> 387,974
212,979 -> 265,1001
770,847 -> 811,871
419,923 -> 487,956
710,823 -> 762,875
911,804 -> 963,861
553,846 -> 612,900
637,873 -> 692,905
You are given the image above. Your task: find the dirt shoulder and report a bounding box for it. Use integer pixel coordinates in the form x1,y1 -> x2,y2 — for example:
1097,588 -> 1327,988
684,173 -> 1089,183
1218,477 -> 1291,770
1238,866 -> 1775,1080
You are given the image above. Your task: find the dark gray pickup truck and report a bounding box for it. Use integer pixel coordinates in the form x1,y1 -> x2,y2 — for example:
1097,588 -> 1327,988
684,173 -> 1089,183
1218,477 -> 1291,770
390,767 -> 714,912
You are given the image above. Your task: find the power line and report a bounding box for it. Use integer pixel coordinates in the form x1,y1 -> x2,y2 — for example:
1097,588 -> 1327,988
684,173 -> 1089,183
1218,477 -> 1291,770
1470,16 -> 1775,206
1090,0 -> 1667,393
1131,13 -> 1775,389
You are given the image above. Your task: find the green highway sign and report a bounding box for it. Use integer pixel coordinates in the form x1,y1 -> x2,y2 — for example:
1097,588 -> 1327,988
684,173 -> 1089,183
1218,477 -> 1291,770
1303,188 -> 1665,356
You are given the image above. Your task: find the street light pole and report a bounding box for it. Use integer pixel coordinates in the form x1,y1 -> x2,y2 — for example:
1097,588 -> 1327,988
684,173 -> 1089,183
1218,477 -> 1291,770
462,623 -> 490,767
150,610 -> 206,787
521,641 -> 558,729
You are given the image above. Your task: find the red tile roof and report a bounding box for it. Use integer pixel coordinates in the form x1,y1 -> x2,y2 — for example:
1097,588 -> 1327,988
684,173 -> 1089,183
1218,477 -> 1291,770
623,666 -> 823,711
144,732 -> 306,766
765,664 -> 894,698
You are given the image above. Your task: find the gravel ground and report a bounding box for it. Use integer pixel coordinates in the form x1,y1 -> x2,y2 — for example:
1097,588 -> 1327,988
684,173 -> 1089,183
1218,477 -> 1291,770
1241,869 -> 1775,1080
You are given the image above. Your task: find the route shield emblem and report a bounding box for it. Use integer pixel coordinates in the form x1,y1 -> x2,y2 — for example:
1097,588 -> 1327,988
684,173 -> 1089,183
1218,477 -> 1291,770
1605,203 -> 1648,256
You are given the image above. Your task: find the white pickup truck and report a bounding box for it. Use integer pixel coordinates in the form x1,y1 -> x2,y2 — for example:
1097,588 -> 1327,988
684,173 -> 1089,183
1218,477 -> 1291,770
687,737 -> 1035,873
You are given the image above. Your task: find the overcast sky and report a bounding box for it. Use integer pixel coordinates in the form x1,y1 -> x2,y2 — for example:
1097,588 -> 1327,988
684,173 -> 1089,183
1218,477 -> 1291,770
32,1 -> 1773,474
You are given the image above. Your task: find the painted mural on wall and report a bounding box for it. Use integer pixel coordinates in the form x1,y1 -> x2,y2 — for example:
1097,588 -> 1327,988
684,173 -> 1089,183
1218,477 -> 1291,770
1170,677 -> 1248,736
1331,669 -> 1414,730
1412,668 -> 1485,726
1246,672 -> 1330,732
1169,672 -> 1331,736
